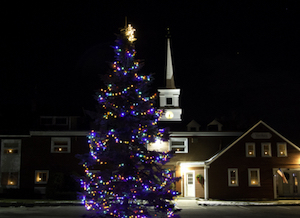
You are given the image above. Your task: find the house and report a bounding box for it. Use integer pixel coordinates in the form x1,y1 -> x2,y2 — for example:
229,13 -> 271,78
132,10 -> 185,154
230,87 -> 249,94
156,127 -> 243,199
206,120 -> 300,200
156,120 -> 300,200
0,116 -> 89,199
151,33 -> 300,200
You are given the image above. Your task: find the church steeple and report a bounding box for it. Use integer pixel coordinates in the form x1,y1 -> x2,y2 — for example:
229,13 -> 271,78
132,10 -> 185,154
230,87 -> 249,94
166,29 -> 176,89
158,28 -> 182,122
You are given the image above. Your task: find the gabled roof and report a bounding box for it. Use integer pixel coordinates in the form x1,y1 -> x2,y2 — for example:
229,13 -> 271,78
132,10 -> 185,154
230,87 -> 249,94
207,119 -> 223,127
205,120 -> 300,165
187,120 -> 201,131
187,119 -> 200,127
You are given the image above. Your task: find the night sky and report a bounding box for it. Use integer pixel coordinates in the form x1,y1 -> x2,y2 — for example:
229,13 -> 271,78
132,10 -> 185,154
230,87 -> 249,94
1,1 -> 300,141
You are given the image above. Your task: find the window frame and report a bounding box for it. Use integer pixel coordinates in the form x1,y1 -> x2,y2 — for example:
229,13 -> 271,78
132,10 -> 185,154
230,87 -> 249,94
261,142 -> 272,157
51,137 -> 71,153
170,138 -> 188,153
246,142 -> 256,157
228,168 -> 239,187
277,142 -> 287,157
1,139 -> 21,155
35,170 -> 49,184
40,116 -> 68,126
248,168 -> 260,187
1,172 -> 19,187
166,97 -> 173,105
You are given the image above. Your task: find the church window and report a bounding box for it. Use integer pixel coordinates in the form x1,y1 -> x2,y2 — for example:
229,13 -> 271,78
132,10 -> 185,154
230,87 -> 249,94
166,98 -> 172,105
261,143 -> 272,157
51,137 -> 71,153
170,138 -> 188,153
246,143 -> 255,157
277,142 -> 287,157
248,168 -> 260,186
1,172 -> 19,187
35,170 -> 49,184
228,168 -> 239,186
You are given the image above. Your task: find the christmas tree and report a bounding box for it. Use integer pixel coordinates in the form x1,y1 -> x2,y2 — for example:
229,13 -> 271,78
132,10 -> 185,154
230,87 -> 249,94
81,24 -> 180,218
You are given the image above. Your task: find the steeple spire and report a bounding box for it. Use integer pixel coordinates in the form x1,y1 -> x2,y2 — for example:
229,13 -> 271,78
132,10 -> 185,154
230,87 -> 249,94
158,28 -> 182,122
166,28 -> 176,89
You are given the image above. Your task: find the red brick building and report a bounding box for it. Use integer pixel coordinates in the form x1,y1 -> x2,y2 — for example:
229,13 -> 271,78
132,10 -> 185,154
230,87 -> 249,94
206,121 -> 300,200
0,116 -> 89,199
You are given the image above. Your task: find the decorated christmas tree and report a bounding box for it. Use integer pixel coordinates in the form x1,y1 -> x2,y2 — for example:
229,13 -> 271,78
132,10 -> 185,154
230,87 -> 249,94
81,24 -> 180,218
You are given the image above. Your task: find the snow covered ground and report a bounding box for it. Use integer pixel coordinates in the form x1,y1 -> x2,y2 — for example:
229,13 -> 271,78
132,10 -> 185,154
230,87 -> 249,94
170,197 -> 300,207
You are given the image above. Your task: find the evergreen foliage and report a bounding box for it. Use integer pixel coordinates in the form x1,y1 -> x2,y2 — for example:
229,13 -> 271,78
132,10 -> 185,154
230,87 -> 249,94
81,25 -> 180,218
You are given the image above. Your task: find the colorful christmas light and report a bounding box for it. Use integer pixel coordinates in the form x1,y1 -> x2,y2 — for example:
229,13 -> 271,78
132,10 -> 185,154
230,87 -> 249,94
81,24 -> 180,217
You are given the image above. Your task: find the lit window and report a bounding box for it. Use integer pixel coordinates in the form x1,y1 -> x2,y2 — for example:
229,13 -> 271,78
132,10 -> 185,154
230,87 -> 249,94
228,168 -> 238,186
1,172 -> 19,187
248,168 -> 260,186
277,142 -> 287,157
261,143 -> 272,157
246,143 -> 255,157
4,148 -> 18,154
293,173 -> 298,194
51,137 -> 71,153
35,170 -> 49,184
170,138 -> 188,153
2,140 -> 20,155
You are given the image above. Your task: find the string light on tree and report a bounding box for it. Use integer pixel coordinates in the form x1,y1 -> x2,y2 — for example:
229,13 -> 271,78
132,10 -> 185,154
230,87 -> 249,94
80,24 -> 180,218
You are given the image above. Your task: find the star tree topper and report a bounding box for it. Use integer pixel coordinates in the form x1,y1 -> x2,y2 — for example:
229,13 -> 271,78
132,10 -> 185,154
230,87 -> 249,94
124,24 -> 136,42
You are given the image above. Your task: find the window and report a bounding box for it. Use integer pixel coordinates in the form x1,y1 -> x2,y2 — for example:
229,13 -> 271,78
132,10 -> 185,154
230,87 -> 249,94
248,168 -> 260,186
166,98 -> 172,105
228,168 -> 238,186
51,137 -> 71,153
293,173 -> 298,194
170,138 -> 188,153
277,142 -> 287,157
261,143 -> 272,157
41,116 -> 68,125
3,148 -> 18,154
1,172 -> 19,187
207,125 -> 218,131
190,127 -> 197,131
187,173 -> 194,185
55,117 -> 68,125
40,117 -> 53,125
35,170 -> 49,184
246,143 -> 255,157
1,140 -> 21,188
2,140 -> 20,155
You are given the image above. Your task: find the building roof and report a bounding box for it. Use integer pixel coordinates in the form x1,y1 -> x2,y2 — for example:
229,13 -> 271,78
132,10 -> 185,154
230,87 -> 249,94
205,120 -> 300,165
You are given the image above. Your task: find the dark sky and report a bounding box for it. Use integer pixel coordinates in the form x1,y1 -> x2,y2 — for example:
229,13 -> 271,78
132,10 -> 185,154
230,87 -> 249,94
1,1 -> 300,141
